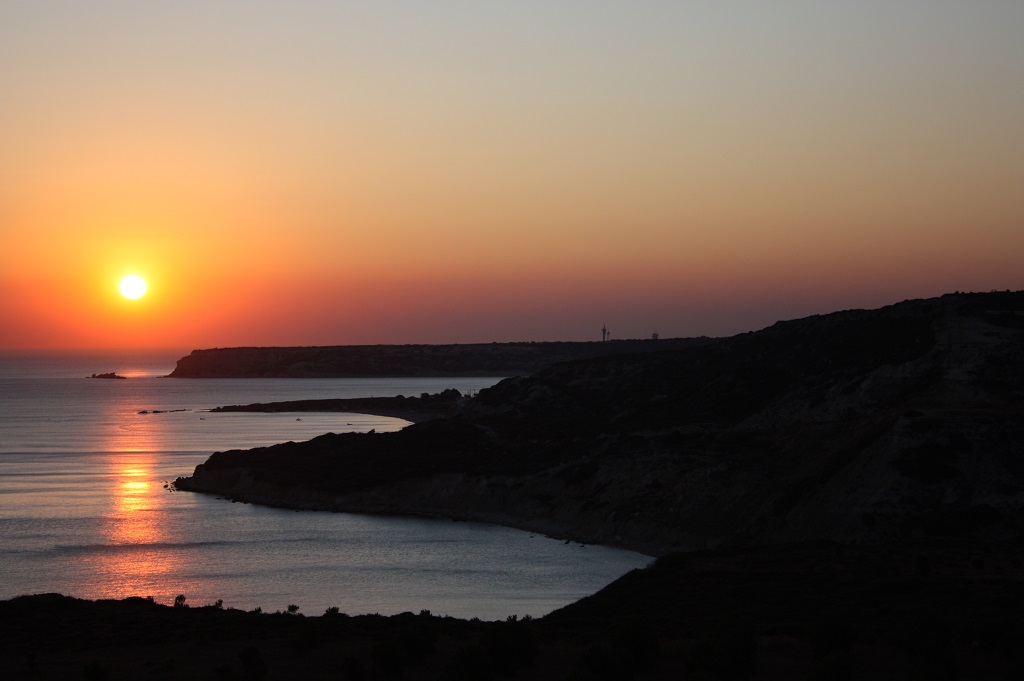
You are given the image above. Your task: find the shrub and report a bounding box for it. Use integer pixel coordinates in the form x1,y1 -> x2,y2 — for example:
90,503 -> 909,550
482,617 -> 537,675
441,644 -> 492,681
339,655 -> 366,681
82,660 -> 108,681
237,645 -> 267,680
687,621 -> 756,681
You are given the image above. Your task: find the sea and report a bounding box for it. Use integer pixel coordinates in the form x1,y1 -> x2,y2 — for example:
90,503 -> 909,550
0,350 -> 650,620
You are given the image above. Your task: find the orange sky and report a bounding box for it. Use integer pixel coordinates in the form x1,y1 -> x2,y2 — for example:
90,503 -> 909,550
2,2 -> 1022,349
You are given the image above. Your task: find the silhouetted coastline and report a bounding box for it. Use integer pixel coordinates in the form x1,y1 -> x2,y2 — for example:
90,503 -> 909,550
9,291 -> 1024,678
176,291 -> 1024,555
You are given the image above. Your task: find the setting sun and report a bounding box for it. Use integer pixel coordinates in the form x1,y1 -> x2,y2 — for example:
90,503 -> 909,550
0,1 -> 1021,353
119,275 -> 147,300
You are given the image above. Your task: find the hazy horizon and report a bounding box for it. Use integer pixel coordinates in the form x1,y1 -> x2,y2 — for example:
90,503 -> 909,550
1,288 -> 1018,354
3,2 -> 1022,349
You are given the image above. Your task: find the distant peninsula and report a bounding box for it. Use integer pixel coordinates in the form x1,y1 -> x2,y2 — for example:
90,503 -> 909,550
210,389 -> 465,423
167,338 -> 710,378
89,372 -> 126,379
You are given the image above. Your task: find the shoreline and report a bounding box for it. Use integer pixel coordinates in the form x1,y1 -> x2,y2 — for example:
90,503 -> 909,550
173,472 -> 666,558
8,537 -> 1024,679
175,292 -> 1024,569
179,394 -> 678,553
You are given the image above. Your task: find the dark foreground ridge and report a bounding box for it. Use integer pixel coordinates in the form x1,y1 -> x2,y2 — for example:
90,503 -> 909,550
5,539 -> 1024,679
167,338 -> 709,377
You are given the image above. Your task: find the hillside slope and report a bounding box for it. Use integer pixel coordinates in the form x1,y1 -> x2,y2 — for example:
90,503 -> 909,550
176,292 -> 1024,555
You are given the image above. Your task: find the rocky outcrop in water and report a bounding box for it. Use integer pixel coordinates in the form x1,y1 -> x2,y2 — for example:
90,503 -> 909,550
176,292 -> 1024,555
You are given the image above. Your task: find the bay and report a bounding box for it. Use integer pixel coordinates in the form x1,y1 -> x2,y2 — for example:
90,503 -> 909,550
0,350 -> 650,619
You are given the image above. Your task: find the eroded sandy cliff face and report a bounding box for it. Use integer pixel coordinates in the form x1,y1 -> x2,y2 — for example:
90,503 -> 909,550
177,292 -> 1024,554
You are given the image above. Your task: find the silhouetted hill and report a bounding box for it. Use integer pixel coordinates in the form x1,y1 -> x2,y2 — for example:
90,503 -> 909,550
177,291 -> 1024,554
167,338 -> 708,377
11,291 -> 1024,678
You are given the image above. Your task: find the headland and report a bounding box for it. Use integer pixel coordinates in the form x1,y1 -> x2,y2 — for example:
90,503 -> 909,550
167,338 -> 710,378
176,291 -> 1024,556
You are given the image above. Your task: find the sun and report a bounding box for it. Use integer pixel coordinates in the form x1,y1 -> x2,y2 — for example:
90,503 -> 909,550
119,274 -> 147,300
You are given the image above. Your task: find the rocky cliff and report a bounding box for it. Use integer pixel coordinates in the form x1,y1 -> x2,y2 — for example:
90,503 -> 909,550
175,292 -> 1024,554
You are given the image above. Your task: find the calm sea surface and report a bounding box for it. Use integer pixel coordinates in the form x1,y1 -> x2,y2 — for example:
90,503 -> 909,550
0,350 -> 650,619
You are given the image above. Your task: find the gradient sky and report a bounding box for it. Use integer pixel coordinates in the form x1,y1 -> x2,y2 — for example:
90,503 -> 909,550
2,1 -> 1022,349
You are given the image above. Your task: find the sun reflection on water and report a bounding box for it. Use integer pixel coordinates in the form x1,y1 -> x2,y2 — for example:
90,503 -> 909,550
113,466 -> 155,519
88,408 -> 181,600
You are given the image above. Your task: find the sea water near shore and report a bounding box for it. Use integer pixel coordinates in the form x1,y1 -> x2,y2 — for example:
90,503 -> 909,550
0,350 -> 650,620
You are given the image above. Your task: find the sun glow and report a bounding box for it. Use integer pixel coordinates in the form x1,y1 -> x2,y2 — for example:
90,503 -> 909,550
119,275 -> 147,300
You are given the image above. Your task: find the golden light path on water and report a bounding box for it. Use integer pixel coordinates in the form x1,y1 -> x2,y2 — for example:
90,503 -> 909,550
0,361 -> 650,617
91,408 -> 175,599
